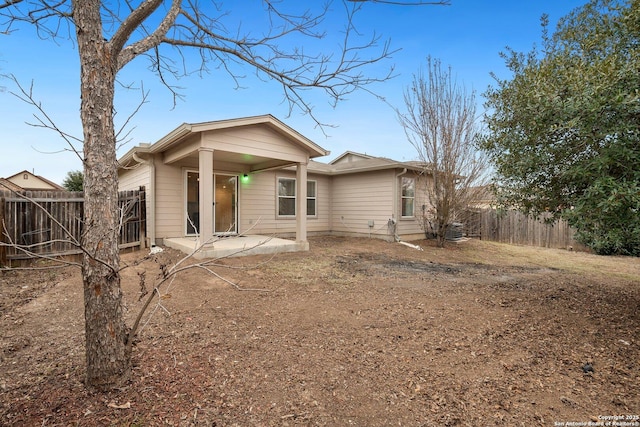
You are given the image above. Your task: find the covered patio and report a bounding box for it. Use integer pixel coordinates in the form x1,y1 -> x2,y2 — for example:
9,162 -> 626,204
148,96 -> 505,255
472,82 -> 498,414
118,115 -> 330,257
163,234 -> 306,259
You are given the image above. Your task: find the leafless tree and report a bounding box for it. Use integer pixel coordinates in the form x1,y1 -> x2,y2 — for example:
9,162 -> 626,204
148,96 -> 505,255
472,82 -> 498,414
1,0 -> 448,390
398,57 -> 490,247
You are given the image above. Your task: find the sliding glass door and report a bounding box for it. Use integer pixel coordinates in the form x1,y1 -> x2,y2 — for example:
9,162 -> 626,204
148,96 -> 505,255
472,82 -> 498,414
214,174 -> 237,234
185,172 -> 237,235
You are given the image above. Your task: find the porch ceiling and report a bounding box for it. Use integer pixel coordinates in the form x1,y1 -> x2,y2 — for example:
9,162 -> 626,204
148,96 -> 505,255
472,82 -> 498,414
163,149 -> 297,173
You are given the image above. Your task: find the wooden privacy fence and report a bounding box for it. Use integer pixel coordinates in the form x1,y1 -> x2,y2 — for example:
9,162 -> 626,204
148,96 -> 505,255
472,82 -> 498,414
0,187 -> 146,264
464,208 -> 586,251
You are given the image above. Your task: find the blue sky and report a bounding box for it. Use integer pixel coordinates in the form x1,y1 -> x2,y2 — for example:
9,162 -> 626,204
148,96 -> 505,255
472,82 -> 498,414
0,0 -> 587,185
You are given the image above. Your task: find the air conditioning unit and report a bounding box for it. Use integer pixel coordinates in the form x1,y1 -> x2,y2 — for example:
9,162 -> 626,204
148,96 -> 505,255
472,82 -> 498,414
445,223 -> 464,241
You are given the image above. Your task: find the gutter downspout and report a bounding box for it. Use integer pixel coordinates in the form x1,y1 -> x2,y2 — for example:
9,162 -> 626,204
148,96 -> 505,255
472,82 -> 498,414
392,168 -> 408,241
133,152 -> 156,247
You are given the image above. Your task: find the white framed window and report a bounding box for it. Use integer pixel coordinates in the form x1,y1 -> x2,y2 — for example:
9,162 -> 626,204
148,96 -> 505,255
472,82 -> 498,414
278,177 -> 296,217
307,180 -> 317,217
185,169 -> 200,235
401,177 -> 415,218
277,177 -> 317,217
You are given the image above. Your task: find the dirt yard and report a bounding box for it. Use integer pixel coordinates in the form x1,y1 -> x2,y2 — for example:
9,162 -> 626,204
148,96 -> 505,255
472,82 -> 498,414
1,236 -> 639,426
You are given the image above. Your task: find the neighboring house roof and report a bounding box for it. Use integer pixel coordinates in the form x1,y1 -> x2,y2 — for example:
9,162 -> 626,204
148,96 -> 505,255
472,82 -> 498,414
4,170 -> 65,191
467,185 -> 496,209
0,178 -> 25,192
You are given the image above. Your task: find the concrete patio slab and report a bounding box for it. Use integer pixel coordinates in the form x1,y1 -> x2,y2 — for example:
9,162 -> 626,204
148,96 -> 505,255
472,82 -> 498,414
163,235 -> 309,259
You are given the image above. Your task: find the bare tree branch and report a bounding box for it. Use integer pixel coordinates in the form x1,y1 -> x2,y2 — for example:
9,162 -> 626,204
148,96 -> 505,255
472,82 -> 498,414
151,1 -> 400,128
350,0 -> 450,5
2,0 -> 449,129
397,57 -> 490,247
6,74 -> 84,162
114,81 -> 150,149
0,184 -> 88,269
115,0 -> 182,69
1,0 -> 72,38
0,220 -> 83,268
195,264 -> 271,292
1,0 -> 450,390
126,224 -> 275,352
110,0 -> 163,55
0,0 -> 22,10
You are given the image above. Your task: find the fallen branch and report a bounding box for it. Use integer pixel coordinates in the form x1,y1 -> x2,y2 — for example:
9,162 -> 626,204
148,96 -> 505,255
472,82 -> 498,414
125,218 -> 277,351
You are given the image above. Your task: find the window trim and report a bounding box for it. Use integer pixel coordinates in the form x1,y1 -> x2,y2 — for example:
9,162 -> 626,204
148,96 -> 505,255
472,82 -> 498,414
401,176 -> 415,218
306,179 -> 317,218
277,177 -> 297,218
276,177 -> 318,218
184,169 -> 200,236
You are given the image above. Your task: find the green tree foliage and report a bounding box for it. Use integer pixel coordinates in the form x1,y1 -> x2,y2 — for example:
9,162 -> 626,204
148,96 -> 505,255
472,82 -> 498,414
62,170 -> 83,192
481,0 -> 640,256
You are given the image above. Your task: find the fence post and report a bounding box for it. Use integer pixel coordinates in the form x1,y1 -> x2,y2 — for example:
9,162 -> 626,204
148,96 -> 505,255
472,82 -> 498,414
0,194 -> 6,266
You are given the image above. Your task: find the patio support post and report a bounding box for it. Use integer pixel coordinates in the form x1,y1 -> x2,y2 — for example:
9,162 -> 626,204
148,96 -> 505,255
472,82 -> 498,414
296,161 -> 308,244
198,147 -> 214,245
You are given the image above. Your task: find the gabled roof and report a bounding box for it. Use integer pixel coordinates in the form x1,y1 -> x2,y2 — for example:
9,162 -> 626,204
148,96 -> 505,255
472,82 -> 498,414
307,151 -> 431,176
329,151 -> 375,165
0,178 -> 25,192
119,114 -> 329,166
4,170 -> 65,191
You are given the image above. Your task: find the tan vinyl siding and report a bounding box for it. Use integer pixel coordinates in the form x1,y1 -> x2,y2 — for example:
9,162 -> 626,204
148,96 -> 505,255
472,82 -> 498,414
154,162 -> 184,239
202,125 -> 309,163
118,163 -> 154,242
152,162 -> 330,240
118,163 -> 150,191
121,159 -> 429,242
312,174 -> 330,233
330,170 -> 396,239
239,171 -> 330,236
162,134 -> 201,164
116,117 -> 443,245
239,171 -> 278,234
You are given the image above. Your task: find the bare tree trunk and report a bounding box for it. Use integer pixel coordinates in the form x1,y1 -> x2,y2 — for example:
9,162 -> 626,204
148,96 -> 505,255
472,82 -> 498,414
74,0 -> 130,390
2,0 -> 449,391
398,57 -> 490,249
436,221 -> 447,248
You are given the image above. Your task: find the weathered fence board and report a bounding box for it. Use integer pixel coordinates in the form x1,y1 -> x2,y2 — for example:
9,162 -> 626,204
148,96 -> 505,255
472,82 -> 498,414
0,187 -> 146,264
468,209 -> 587,251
